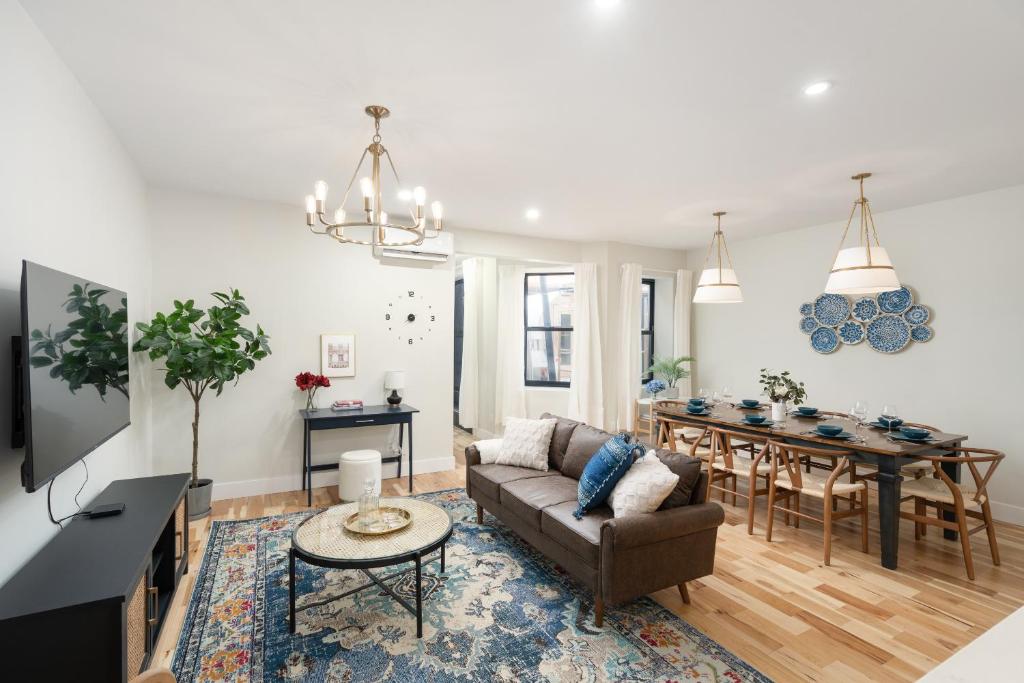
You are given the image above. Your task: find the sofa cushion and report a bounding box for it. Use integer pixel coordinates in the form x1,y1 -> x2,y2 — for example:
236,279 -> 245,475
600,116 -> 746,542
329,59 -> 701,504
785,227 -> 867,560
539,413 -> 581,471
541,500 -> 612,568
561,423 -> 615,480
574,433 -> 643,519
491,417 -> 557,470
608,451 -> 680,518
469,464 -> 557,501
654,448 -> 704,509
499,476 -> 580,530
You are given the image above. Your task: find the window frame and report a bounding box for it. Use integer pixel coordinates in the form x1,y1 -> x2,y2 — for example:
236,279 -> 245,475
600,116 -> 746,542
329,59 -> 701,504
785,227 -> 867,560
523,271 -> 574,388
641,278 -> 655,385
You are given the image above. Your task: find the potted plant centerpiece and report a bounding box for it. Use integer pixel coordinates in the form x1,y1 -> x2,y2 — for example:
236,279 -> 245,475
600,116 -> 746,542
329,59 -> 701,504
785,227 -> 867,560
133,290 -> 270,520
758,368 -> 807,422
644,355 -> 694,399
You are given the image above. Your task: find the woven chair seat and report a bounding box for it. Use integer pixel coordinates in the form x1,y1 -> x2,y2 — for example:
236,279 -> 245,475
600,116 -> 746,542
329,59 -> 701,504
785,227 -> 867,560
774,471 -> 866,498
902,477 -> 986,510
712,455 -> 770,477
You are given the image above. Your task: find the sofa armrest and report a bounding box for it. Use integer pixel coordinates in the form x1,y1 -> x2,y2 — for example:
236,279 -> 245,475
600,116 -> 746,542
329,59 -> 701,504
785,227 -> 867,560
601,502 -> 724,551
465,444 -> 481,497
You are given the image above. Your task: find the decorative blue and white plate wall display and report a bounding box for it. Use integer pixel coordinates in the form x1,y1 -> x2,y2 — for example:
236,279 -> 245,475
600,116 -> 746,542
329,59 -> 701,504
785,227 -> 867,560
852,297 -> 879,322
837,320 -> 865,345
910,325 -> 934,342
813,293 -> 851,327
810,326 -> 840,354
903,304 -> 930,326
800,316 -> 818,334
799,302 -> 813,316
877,286 -> 913,314
867,314 -> 911,353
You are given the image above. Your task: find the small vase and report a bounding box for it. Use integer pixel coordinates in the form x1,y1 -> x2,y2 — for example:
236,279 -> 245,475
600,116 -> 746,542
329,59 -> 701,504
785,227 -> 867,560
771,401 -> 787,422
306,392 -> 318,412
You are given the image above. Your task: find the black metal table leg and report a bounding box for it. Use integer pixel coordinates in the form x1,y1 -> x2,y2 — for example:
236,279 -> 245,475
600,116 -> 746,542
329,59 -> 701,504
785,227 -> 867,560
408,418 -> 414,493
301,418 -> 307,492
397,423 -> 404,480
289,549 -> 297,633
440,542 -> 446,573
876,457 -> 903,570
942,459 -> 962,540
415,554 -> 423,638
305,421 -> 312,506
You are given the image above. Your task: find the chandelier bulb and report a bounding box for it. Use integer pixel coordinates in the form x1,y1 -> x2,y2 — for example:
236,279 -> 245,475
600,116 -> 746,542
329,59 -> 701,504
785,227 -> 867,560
304,195 -> 316,214
431,201 -> 444,220
314,180 -> 328,202
359,177 -> 374,199
380,211 -> 388,226
334,208 -> 346,224
413,186 -> 426,206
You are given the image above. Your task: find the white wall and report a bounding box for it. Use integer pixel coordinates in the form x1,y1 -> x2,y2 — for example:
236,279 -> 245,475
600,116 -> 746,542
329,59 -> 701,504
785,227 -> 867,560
687,184 -> 1023,522
147,189 -> 454,499
0,0 -> 152,582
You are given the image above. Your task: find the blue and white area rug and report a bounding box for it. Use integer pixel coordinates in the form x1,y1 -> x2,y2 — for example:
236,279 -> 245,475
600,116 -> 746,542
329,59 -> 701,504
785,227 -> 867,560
172,489 -> 769,682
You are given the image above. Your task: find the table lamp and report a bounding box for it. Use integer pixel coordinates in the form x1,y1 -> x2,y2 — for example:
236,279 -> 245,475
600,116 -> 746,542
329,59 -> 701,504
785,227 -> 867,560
384,370 -> 405,406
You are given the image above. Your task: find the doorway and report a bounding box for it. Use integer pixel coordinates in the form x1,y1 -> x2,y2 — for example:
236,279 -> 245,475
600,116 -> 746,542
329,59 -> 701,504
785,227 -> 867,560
453,278 -> 471,432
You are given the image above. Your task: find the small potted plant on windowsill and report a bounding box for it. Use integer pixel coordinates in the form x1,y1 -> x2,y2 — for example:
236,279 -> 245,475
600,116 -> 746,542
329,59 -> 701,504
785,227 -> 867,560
758,368 -> 807,422
133,289 -> 271,520
645,355 -> 694,399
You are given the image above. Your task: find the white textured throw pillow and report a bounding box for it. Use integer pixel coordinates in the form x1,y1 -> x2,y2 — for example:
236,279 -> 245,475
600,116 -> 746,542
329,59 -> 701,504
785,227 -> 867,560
473,438 -> 504,464
491,417 -> 557,471
609,451 -> 680,518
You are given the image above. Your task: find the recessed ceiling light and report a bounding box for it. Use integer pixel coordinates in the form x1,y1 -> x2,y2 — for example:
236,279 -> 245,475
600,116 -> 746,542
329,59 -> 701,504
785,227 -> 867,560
594,0 -> 622,9
525,208 -> 540,221
803,81 -> 831,96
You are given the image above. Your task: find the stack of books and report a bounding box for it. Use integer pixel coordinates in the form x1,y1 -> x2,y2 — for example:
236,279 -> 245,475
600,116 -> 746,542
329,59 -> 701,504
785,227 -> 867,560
331,399 -> 364,411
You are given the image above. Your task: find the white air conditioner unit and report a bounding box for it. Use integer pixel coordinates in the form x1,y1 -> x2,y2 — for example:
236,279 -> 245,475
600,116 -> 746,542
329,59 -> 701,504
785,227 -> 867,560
375,230 -> 454,262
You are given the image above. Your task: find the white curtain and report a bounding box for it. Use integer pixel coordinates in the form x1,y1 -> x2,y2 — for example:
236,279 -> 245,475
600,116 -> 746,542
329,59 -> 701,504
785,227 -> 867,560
494,265 -> 527,426
673,269 -> 694,397
567,263 -> 605,427
616,263 -> 643,431
458,257 -> 484,429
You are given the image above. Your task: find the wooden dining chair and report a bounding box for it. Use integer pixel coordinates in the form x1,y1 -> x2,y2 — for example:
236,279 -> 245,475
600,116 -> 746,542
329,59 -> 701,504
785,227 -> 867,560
704,427 -> 771,534
765,441 -> 869,565
899,447 -> 1004,580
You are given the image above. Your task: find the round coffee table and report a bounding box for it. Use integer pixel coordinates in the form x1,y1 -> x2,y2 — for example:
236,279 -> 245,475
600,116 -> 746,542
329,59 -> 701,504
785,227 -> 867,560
289,497 -> 452,638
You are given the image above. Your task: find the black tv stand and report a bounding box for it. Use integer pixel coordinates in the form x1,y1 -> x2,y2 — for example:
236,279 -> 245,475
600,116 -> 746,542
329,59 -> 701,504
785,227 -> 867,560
0,474 -> 189,682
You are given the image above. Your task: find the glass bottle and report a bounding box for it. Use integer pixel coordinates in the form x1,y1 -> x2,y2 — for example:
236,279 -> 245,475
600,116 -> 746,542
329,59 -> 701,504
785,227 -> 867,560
358,477 -> 379,530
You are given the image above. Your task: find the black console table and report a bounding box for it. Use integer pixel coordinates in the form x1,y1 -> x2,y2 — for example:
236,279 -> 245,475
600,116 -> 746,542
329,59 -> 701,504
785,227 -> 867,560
0,474 -> 190,682
300,403 -> 419,505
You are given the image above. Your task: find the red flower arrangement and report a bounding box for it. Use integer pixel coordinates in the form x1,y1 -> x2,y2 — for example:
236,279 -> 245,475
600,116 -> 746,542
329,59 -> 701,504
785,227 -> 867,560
295,371 -> 330,411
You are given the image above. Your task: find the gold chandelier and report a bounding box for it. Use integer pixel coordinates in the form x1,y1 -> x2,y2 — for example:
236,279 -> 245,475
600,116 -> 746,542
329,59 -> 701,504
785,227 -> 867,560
303,105 -> 443,247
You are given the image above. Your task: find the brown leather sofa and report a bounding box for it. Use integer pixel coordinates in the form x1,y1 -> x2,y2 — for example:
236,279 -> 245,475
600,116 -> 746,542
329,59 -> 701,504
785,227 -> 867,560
465,413 -> 724,626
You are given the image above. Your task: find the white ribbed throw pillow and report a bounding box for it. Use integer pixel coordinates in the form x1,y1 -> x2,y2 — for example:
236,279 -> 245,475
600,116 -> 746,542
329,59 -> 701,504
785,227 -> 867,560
483,417 -> 556,471
608,451 -> 680,517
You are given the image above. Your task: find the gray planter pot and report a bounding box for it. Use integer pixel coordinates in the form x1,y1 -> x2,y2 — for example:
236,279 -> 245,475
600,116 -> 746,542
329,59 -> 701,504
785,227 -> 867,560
187,478 -> 213,520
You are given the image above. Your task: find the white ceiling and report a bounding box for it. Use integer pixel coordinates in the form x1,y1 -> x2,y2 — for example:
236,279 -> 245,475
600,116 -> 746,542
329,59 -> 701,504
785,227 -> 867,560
20,0 -> 1024,248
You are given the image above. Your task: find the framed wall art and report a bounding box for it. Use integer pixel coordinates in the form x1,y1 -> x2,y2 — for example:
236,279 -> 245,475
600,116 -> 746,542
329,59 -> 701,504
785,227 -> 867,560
321,333 -> 356,377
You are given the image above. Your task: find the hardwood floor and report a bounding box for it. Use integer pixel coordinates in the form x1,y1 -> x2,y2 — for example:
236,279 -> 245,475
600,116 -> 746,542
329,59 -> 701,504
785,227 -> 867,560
153,427 -> 1023,682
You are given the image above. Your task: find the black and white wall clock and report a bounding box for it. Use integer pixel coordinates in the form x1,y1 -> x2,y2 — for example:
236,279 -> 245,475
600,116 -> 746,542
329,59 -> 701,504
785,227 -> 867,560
385,289 -> 435,345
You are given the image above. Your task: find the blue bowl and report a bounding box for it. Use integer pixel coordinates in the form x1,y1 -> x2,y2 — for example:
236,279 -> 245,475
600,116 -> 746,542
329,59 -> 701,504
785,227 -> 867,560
878,416 -> 903,428
688,398 -> 705,406
797,406 -> 818,416
740,399 -> 759,408
744,415 -> 766,424
816,424 -> 843,436
899,426 -> 930,440
686,405 -> 706,414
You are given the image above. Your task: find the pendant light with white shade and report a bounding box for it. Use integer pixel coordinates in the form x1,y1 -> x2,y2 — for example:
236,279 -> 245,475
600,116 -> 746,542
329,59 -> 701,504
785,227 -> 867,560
824,172 -> 901,294
693,211 -> 743,303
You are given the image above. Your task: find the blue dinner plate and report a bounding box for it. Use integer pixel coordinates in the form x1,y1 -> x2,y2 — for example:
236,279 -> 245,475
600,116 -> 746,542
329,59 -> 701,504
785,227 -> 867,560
685,408 -> 712,416
889,432 -> 934,443
736,403 -> 763,409
742,419 -> 774,427
814,429 -> 855,439
868,421 -> 902,429
791,411 -> 825,419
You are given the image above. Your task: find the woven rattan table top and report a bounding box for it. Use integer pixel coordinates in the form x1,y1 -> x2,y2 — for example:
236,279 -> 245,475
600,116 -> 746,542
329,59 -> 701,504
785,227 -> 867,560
293,497 -> 451,561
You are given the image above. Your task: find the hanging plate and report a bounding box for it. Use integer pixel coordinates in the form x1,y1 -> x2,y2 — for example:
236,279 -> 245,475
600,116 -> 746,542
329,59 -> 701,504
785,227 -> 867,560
799,316 -> 817,334
799,302 -> 813,316
877,286 -> 913,314
903,304 -> 930,326
910,324 -> 934,342
813,293 -> 851,327
838,320 -> 865,345
852,296 -> 879,322
810,326 -> 840,354
867,314 -> 911,353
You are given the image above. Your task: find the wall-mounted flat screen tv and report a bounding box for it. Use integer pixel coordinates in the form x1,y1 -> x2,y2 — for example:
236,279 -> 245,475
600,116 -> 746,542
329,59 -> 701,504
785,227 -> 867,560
20,261 -> 130,492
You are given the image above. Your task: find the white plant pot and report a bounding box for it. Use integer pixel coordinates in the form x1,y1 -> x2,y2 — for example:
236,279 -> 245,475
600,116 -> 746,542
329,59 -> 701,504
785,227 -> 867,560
771,401 -> 787,422
661,387 -> 680,399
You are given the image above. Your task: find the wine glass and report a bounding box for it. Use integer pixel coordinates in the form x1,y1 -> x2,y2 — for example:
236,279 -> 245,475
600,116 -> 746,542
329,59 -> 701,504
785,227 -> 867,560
711,390 -> 721,406
881,404 -> 899,432
850,401 -> 869,436
698,387 -> 708,401
722,385 -> 733,405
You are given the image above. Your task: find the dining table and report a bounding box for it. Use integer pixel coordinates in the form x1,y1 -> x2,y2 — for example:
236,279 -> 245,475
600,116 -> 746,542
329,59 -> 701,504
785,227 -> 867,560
652,400 -> 968,570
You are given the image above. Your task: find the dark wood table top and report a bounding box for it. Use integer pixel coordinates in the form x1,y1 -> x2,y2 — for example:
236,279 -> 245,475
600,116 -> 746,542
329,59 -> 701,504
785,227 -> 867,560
653,401 -> 966,456
299,403 -> 419,421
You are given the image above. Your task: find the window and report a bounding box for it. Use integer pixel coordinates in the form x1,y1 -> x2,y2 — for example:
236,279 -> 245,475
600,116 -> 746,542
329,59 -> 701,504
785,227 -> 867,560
641,279 -> 655,383
524,272 -> 574,387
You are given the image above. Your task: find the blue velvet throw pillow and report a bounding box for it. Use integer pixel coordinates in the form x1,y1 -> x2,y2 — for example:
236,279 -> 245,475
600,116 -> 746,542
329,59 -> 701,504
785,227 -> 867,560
574,433 -> 643,519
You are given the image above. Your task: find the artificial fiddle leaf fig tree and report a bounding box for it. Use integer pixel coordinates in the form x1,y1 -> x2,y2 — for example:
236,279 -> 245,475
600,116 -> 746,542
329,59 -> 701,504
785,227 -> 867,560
133,289 -> 270,508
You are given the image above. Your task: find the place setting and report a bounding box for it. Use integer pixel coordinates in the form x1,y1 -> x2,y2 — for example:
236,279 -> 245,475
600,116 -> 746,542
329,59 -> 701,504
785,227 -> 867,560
788,405 -> 826,420
862,405 -> 937,443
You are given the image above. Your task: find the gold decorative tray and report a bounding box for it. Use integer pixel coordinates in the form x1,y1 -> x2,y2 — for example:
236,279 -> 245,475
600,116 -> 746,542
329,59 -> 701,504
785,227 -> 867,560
343,507 -> 413,535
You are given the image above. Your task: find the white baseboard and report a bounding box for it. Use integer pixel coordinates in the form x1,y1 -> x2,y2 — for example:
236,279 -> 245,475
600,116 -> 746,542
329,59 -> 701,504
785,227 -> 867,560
990,500 -> 1024,527
211,454 -> 456,501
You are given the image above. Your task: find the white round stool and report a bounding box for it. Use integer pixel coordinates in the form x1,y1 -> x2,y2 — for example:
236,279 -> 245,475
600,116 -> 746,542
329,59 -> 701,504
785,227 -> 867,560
338,449 -> 382,502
